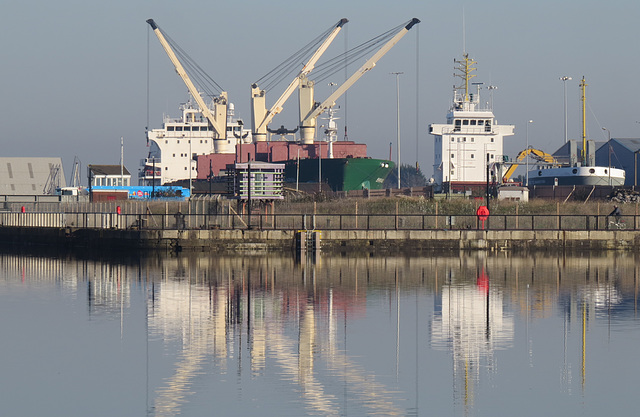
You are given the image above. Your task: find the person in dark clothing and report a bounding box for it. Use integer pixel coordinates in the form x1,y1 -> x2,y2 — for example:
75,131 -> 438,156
609,205 -> 622,225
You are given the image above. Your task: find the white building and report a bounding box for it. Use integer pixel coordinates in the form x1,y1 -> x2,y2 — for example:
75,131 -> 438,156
429,54 -> 514,192
0,157 -> 66,195
88,164 -> 131,187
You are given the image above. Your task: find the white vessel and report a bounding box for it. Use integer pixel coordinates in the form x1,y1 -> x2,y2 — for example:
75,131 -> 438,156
528,165 -> 625,186
429,53 -> 515,192
139,99 -> 251,186
527,77 -> 625,187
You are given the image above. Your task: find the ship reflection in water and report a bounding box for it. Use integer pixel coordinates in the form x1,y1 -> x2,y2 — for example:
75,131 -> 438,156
0,252 -> 639,416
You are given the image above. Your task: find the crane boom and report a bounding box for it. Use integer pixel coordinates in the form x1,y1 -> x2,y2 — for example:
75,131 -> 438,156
299,18 -> 420,142
256,18 -> 347,133
251,18 -> 348,142
147,19 -> 227,139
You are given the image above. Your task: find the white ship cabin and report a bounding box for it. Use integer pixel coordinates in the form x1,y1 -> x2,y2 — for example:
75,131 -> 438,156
140,101 -> 252,186
429,55 -> 514,191
88,164 -> 131,187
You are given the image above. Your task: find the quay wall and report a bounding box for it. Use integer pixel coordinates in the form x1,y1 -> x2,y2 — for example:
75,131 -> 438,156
0,226 -> 638,254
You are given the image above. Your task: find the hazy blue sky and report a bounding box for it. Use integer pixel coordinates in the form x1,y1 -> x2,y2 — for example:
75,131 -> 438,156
2,0 -> 638,183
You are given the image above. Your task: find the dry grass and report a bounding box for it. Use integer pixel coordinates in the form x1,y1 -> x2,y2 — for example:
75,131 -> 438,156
273,195 -> 638,216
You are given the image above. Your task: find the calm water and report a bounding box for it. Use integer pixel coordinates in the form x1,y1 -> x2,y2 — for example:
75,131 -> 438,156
0,250 -> 639,416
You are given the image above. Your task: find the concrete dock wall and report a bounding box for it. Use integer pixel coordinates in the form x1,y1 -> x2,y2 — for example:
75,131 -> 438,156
0,226 -> 638,254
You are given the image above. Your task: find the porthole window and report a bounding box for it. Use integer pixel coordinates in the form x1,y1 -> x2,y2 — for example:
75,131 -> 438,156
572,169 -> 578,174
589,168 -> 595,174
538,171 -> 542,176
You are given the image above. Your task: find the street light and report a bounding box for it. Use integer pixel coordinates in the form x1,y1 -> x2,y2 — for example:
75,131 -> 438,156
602,127 -> 611,185
634,150 -> 640,187
560,76 -> 572,144
526,120 -> 533,186
391,72 -> 403,189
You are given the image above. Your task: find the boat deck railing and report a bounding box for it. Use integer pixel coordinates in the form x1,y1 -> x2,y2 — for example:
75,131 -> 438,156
1,211 -> 637,231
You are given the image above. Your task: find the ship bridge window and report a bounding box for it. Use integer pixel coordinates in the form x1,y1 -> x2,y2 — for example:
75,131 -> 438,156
485,121 -> 491,132
463,120 -> 469,125
168,126 -> 175,131
176,126 -> 183,131
470,120 -> 477,126
454,120 -> 461,131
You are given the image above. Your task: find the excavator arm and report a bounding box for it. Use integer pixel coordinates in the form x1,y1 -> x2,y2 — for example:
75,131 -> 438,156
502,148 -> 558,182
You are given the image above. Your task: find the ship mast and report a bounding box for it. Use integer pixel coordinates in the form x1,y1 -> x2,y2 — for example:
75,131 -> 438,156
453,53 -> 477,105
580,76 -> 587,164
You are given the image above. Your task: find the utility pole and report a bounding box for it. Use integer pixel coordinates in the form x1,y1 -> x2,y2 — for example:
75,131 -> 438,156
391,72 -> 403,188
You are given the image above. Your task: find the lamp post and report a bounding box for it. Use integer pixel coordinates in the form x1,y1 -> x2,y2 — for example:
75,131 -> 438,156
602,127 -> 611,185
560,76 -> 572,144
188,136 -> 192,197
526,120 -> 533,186
634,150 -> 640,188
391,72 -> 403,189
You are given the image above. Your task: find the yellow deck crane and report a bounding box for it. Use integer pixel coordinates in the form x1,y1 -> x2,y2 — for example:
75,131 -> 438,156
250,18 -> 348,143
298,18 -> 420,144
147,19 -> 228,150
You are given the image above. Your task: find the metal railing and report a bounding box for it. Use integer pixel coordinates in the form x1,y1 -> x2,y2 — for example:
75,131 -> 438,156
1,211 -> 636,231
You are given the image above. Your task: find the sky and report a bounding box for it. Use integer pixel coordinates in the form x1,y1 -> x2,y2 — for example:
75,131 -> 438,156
2,0 -> 639,184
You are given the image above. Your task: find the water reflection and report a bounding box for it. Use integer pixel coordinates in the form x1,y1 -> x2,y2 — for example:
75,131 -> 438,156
1,251 -> 638,416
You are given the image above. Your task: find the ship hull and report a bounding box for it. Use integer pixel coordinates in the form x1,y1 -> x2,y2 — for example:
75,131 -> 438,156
528,166 -> 625,186
284,158 -> 395,191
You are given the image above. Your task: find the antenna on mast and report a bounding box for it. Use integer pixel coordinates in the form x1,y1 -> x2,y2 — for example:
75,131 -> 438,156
462,8 -> 466,54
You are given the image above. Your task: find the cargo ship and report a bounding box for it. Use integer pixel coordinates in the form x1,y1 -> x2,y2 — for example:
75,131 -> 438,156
196,108 -> 395,191
141,17 -> 410,192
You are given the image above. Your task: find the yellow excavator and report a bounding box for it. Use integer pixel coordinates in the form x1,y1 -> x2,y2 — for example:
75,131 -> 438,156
502,148 -> 558,182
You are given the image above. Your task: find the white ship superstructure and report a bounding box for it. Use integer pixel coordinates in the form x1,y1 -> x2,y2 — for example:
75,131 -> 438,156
140,100 -> 251,186
429,54 -> 514,191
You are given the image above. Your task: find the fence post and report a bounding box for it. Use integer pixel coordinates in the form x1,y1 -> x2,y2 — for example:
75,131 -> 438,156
531,215 -> 535,231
